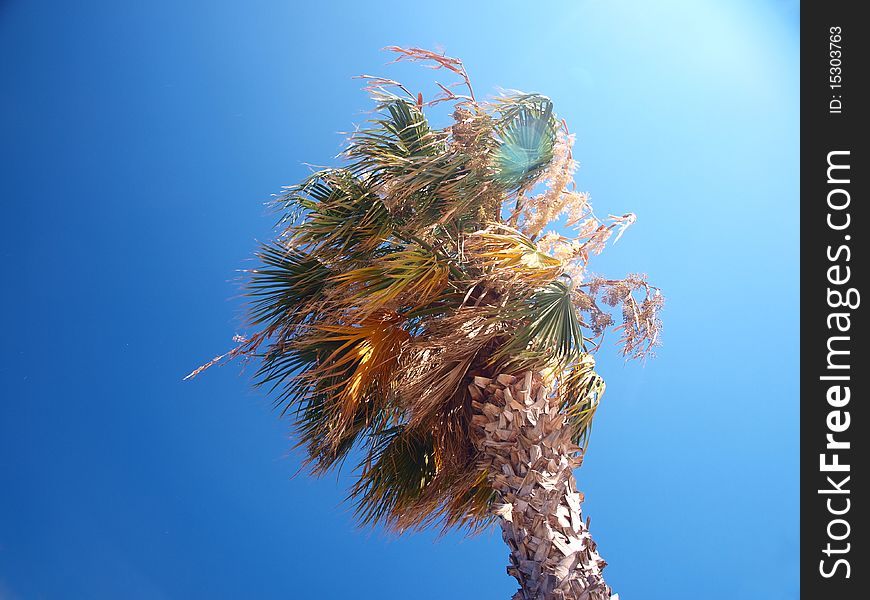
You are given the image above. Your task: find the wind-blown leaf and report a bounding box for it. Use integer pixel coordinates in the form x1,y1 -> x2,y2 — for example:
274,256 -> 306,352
557,356 -> 605,450
256,314 -> 408,474
246,243 -> 331,328
495,280 -> 585,368
332,247 -> 450,319
346,99 -> 496,230
347,99 -> 442,172
492,95 -> 557,189
283,169 -> 393,260
465,225 -> 562,284
351,426 -> 438,527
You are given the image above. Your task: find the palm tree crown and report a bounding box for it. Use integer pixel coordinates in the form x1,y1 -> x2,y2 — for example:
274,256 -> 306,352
189,47 -> 663,537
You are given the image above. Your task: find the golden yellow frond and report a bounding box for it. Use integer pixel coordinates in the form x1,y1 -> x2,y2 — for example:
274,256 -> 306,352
465,225 -> 563,285
332,248 -> 449,320
299,312 -> 410,447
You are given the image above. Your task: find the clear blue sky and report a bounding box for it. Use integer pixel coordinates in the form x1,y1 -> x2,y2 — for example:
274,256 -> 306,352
1,1 -> 798,598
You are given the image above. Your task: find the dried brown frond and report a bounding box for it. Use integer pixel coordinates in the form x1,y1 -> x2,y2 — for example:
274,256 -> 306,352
399,306 -> 505,431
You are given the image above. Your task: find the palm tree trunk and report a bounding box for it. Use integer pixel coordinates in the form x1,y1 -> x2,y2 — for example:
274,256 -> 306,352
469,371 -> 615,600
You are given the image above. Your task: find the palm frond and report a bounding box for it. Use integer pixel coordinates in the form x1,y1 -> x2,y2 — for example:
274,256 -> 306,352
556,356 -> 605,450
491,95 -> 557,189
246,243 -> 331,328
347,99 -> 443,170
495,280 -> 585,368
303,316 -> 408,409
255,314 -> 408,473
282,169 -> 393,261
350,420 -> 497,534
399,306 -> 503,430
465,225 -> 563,285
332,247 -> 449,320
351,426 -> 438,528
346,99 -> 500,231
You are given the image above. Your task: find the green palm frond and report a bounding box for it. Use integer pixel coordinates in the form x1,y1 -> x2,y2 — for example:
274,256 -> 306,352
351,417 -> 498,534
558,357 -> 605,450
255,338 -> 331,411
256,316 -> 408,474
492,280 -> 585,370
346,99 -> 496,231
282,169 -> 393,261
347,99 -> 442,171
247,243 -> 331,328
351,426 -> 438,528
294,379 -> 369,472
492,95 -> 557,189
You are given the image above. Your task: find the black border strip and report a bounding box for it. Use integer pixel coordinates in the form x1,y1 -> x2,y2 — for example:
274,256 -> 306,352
802,3 -> 865,595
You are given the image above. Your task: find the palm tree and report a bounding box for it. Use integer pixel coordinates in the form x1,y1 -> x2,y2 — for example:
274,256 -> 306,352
189,47 -> 662,600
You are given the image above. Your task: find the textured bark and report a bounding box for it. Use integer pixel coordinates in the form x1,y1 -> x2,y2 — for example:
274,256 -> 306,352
469,371 -> 615,600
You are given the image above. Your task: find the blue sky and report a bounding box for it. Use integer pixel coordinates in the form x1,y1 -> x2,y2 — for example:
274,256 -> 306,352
1,1 -> 798,598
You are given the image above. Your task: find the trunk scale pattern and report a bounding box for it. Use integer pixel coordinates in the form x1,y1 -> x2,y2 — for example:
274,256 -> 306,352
469,371 -> 615,600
